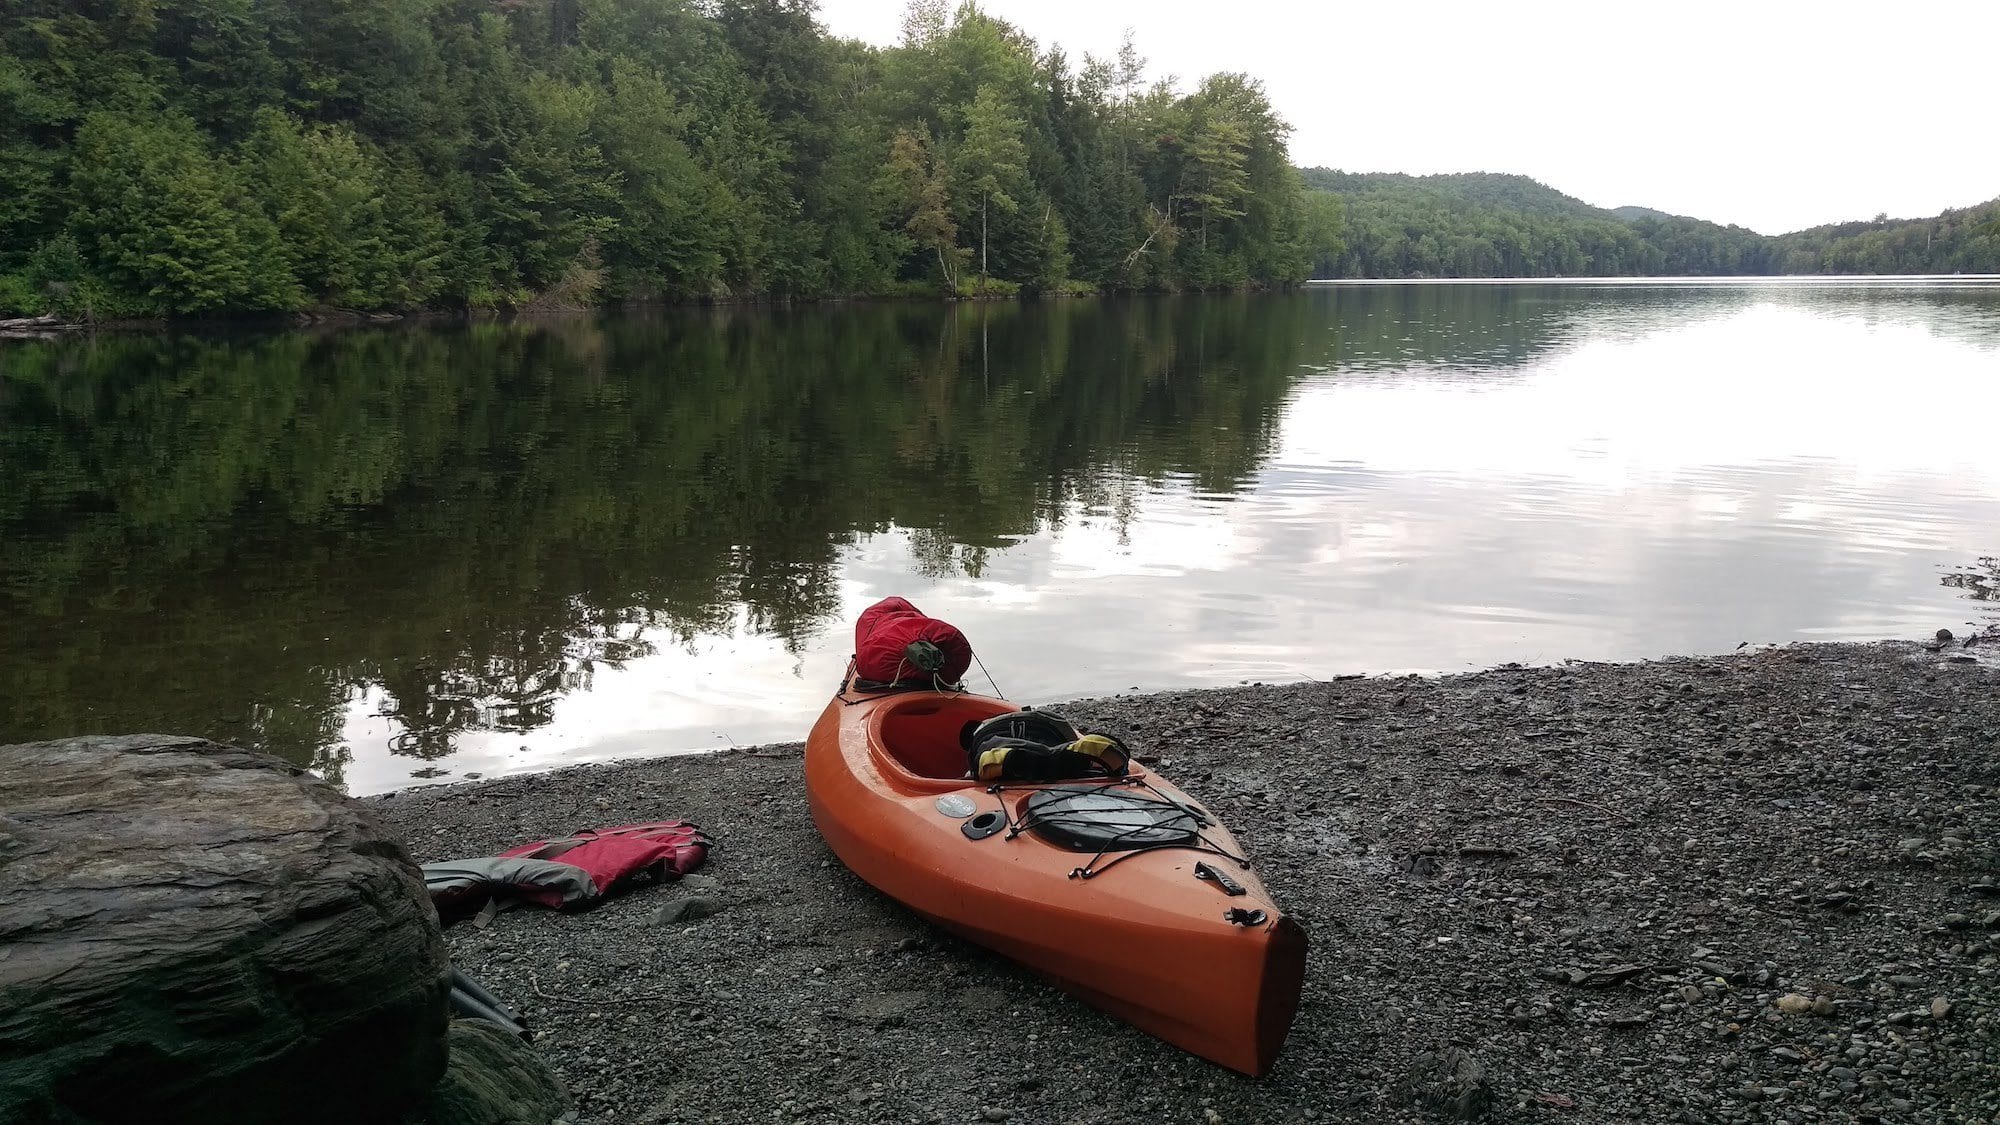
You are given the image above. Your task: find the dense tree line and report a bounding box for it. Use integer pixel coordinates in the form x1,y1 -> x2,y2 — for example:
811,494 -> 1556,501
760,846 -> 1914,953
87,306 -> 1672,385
3,0 -> 1987,317
1302,170 -> 2000,279
1769,202 -> 2000,275
0,0 -> 1329,318
1300,170 -> 1774,277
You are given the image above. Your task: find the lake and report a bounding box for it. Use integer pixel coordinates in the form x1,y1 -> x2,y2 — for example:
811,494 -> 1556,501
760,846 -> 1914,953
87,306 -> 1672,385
4,279 -> 1997,795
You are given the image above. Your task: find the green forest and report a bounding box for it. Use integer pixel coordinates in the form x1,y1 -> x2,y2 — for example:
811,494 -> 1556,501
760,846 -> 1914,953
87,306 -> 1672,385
1304,170 -> 2000,279
0,0 -> 1330,318
4,2 -> 1995,319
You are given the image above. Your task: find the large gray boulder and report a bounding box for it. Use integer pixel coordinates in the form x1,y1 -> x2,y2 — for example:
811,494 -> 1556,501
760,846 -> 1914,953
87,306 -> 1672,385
0,735 -> 453,1124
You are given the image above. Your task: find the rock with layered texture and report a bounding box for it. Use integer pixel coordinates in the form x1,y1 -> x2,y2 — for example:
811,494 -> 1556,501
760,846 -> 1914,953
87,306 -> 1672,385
423,1019 -> 576,1125
0,735 -> 452,1125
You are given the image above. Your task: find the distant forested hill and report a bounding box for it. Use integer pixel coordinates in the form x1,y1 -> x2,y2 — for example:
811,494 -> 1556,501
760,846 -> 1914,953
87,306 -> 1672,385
0,1 -> 1337,319
1298,170 -> 1605,219
1771,203 -> 2000,274
1299,169 -> 2000,279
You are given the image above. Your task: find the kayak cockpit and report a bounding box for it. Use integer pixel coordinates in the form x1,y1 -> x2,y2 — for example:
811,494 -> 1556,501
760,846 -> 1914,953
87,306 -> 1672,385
866,692 -> 1014,782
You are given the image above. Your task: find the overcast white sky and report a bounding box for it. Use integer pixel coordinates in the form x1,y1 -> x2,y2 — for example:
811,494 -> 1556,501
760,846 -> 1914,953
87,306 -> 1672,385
813,0 -> 2000,235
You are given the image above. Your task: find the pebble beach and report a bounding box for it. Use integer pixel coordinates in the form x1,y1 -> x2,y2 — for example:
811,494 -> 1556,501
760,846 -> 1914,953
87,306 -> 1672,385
367,638 -> 2000,1124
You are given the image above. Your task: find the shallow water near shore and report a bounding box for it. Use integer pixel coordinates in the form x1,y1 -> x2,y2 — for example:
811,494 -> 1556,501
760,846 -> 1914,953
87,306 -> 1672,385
4,279 -> 1998,793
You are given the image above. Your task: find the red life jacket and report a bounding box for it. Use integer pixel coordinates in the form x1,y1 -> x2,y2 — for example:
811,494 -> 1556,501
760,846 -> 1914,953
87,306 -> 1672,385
853,596 -> 973,686
423,820 -> 711,922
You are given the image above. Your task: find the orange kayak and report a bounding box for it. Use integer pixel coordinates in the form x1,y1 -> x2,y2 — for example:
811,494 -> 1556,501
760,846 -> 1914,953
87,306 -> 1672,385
804,673 -> 1307,1076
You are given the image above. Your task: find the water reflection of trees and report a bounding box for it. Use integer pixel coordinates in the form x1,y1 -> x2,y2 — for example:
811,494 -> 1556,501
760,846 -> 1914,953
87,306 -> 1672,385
12,286 -> 1987,782
1309,282 -> 2000,379
0,296 -> 1326,780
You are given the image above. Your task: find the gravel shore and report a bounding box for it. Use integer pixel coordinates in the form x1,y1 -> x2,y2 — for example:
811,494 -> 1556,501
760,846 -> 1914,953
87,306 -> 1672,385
368,639 -> 2000,1125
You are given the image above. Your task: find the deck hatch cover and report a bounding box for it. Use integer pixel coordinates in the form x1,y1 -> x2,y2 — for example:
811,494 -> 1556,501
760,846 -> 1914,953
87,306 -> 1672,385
1019,785 -> 1202,852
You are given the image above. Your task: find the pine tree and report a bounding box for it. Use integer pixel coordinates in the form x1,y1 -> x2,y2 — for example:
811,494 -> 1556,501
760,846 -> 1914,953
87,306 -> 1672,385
70,111 -> 301,314
956,85 -> 1028,295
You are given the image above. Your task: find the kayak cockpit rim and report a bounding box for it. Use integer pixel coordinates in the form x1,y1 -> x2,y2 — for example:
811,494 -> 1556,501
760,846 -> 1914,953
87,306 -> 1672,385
853,683 -> 1014,791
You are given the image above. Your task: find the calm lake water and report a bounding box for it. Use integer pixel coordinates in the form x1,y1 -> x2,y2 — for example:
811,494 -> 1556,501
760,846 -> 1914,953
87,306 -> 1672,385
4,280 -> 1998,794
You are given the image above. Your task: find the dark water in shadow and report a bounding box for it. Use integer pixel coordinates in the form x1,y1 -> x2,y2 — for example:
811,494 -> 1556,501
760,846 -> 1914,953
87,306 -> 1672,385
4,281 -> 1997,793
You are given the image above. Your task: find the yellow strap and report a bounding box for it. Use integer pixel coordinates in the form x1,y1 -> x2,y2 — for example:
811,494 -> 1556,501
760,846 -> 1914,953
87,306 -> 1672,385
975,746 -> 1013,782
1072,734 -> 1128,772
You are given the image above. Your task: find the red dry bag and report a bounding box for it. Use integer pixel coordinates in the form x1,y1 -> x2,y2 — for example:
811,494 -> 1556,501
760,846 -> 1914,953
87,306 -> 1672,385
853,596 -> 973,685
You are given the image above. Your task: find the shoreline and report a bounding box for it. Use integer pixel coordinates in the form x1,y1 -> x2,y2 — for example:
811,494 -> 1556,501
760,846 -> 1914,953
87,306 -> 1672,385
0,286 -> 1171,340
367,638 -> 1999,1124
8,275 -> 1995,339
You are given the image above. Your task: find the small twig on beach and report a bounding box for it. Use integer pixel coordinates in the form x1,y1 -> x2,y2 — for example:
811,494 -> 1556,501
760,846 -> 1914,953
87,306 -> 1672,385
528,970 -> 703,1007
1536,796 -> 1636,826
